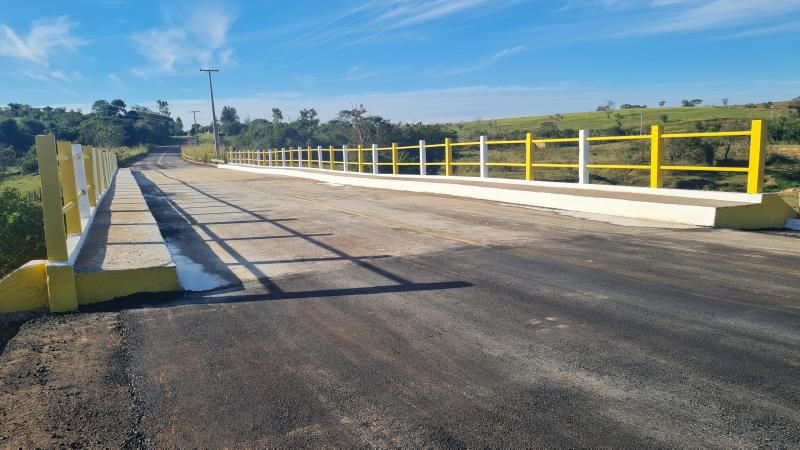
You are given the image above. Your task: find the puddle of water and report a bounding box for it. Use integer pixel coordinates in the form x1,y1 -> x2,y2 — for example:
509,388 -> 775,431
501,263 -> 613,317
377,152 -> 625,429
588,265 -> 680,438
165,240 -> 229,292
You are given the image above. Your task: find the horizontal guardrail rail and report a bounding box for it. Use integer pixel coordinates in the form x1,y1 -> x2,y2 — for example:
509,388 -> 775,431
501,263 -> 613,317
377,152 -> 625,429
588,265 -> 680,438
227,119 -> 767,194
35,134 -> 119,311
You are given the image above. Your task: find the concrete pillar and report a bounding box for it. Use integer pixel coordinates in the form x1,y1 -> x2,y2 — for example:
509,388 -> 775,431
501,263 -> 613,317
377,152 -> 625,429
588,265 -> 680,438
71,144 -> 91,219
419,140 -> 426,175
579,129 -> 590,184
317,146 -> 323,169
342,145 -> 349,172
479,135 -> 488,178
372,144 -> 378,174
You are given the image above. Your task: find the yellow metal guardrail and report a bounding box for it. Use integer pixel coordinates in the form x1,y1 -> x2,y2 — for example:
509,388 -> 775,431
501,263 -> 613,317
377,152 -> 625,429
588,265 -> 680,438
35,135 -> 118,312
228,119 -> 767,194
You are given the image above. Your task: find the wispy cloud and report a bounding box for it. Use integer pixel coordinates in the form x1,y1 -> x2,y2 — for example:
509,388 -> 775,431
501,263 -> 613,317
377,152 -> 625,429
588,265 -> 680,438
294,74 -> 317,86
344,65 -> 380,81
617,0 -> 800,36
132,1 -> 236,76
108,73 -> 122,82
0,16 -> 85,66
430,45 -> 525,76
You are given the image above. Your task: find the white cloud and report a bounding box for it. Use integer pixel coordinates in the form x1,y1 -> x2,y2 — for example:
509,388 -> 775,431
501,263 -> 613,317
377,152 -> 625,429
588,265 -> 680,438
294,74 -> 317,86
430,45 -> 525,76
618,0 -> 800,35
132,1 -> 236,76
108,73 -> 122,82
344,65 -> 380,81
0,16 -> 85,66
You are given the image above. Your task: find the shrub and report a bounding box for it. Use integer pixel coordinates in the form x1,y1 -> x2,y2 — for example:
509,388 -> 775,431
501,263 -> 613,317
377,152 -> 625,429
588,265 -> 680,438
0,188 -> 45,278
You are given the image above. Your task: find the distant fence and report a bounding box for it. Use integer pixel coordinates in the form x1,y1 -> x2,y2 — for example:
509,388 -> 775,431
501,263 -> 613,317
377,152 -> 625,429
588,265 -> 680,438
227,119 -> 767,194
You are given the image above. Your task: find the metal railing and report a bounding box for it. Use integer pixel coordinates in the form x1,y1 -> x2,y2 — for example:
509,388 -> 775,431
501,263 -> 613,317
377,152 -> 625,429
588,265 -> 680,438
227,119 -> 767,194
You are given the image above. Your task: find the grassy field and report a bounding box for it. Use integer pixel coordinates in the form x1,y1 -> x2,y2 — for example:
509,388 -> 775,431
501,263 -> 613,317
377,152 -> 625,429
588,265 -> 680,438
0,173 -> 40,194
452,104 -> 784,138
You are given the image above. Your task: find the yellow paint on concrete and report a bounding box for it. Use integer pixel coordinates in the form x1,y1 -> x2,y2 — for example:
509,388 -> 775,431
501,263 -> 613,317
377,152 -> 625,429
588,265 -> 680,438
0,260 -> 47,313
75,267 -> 181,305
45,263 -> 79,313
715,193 -> 798,229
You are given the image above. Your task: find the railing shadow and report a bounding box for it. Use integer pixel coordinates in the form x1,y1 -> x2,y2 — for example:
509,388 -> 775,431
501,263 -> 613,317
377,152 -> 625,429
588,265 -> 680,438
113,167 -> 470,311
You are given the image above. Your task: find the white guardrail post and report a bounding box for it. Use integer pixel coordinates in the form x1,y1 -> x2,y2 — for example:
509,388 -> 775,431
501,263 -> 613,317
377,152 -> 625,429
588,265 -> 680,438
579,129 -> 590,184
267,148 -> 272,167
479,135 -> 488,178
281,148 -> 286,167
297,146 -> 303,167
372,144 -> 378,174
317,145 -> 323,169
342,145 -> 349,172
419,140 -> 426,175
71,144 -> 91,219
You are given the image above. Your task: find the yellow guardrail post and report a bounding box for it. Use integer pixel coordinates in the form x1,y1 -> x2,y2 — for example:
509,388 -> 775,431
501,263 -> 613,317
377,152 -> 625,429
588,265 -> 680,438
392,142 -> 399,175
747,119 -> 767,194
650,125 -> 663,188
444,138 -> 452,176
307,145 -> 312,167
83,145 -> 97,207
328,145 -> 333,170
358,144 -> 364,173
525,132 -> 533,181
35,135 -> 78,312
57,141 -> 82,235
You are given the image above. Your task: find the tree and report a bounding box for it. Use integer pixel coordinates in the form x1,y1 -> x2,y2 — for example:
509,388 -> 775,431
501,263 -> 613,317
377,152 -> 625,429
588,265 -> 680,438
272,108 -> 283,123
338,104 -> 370,145
658,100 -> 666,107
721,98 -> 729,106
174,117 -> 184,135
92,100 -> 115,117
77,115 -> 128,147
292,108 -> 319,145
110,99 -> 126,114
681,99 -> 703,107
220,106 -> 241,135
596,100 -> 615,119
660,114 -> 669,123
156,100 -> 170,117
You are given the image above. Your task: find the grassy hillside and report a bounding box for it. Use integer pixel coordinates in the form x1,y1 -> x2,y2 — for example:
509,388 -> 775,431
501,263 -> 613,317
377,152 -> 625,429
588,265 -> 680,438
452,104 -> 784,138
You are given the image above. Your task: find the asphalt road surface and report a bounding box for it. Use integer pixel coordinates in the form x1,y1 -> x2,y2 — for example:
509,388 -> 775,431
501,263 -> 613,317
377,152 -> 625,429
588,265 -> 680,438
3,146 -> 800,448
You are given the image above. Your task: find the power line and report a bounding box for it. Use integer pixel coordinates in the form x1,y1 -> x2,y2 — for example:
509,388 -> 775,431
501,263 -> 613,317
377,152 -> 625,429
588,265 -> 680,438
200,68 -> 222,158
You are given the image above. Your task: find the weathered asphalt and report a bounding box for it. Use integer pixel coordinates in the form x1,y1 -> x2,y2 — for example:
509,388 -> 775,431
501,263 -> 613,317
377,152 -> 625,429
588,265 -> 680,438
13,146 -> 800,448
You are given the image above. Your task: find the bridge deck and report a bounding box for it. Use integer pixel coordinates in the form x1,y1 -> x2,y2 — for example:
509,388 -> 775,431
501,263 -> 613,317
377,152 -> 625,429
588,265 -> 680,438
1,147 -> 799,448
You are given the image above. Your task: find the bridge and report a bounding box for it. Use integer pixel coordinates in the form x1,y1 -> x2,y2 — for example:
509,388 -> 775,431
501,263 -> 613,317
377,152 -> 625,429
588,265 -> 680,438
1,141 -> 799,447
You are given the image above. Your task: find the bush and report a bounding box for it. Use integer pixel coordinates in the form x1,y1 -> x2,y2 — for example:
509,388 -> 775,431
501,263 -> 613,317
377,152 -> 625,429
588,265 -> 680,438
19,146 -> 38,173
0,188 -> 45,278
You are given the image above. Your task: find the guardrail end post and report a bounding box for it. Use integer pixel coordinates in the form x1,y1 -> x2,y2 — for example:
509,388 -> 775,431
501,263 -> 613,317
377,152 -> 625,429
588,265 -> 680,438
479,136 -> 488,178
747,119 -> 767,194
650,124 -> 664,188
45,263 -> 78,312
579,129 -> 590,184
419,140 -> 427,175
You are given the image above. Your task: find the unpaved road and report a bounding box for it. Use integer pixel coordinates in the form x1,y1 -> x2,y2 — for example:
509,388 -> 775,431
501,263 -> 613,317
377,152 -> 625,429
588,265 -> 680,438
2,147 -> 799,448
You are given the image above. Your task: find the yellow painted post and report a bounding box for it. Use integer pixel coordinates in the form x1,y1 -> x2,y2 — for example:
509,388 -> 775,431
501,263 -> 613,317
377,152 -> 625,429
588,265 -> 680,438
650,125 -> 663,188
57,141 -> 82,235
358,144 -> 364,173
35,136 -> 79,313
307,145 -> 312,166
747,119 -> 767,194
525,132 -> 533,181
445,138 -> 452,177
82,145 -> 96,207
290,147 -> 294,166
329,145 -> 334,169
392,142 -> 399,175
35,136 -> 69,262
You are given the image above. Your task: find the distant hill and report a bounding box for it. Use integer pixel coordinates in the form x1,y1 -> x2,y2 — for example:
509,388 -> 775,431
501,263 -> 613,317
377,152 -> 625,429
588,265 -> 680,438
450,102 -> 788,139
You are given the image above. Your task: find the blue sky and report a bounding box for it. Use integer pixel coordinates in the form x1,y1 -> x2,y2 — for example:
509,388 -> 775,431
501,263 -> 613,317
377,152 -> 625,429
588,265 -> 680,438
1,0 -> 799,126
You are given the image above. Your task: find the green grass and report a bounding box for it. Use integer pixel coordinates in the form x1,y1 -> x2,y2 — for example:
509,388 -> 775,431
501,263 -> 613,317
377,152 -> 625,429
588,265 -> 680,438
452,105 -> 783,139
0,173 -> 40,195
181,142 -> 217,163
114,144 -> 155,167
